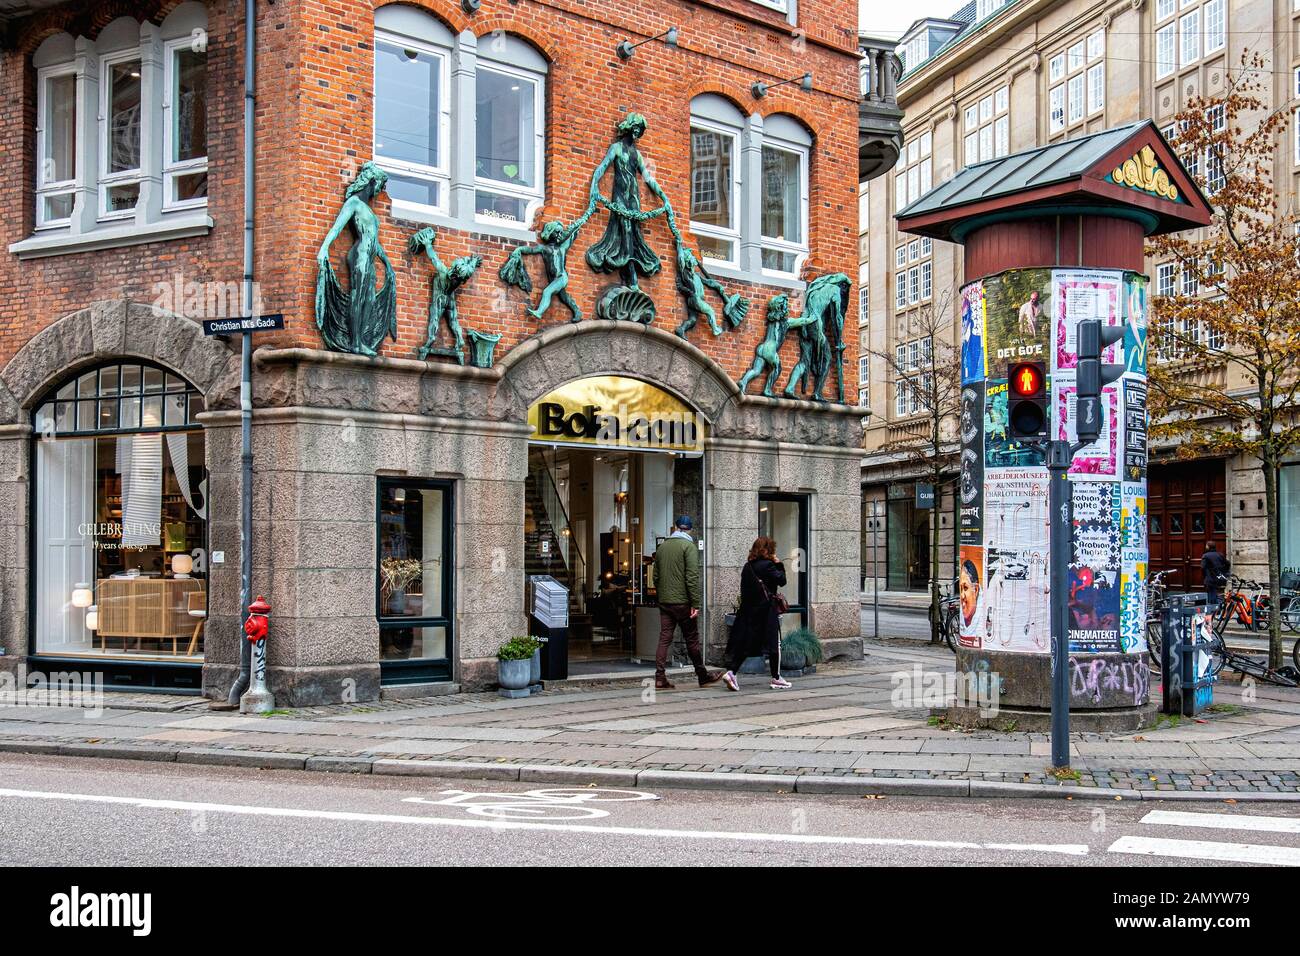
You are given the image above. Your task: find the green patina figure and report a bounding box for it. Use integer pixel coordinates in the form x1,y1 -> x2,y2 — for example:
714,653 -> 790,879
499,216 -> 589,322
316,162 -> 398,356
738,295 -> 797,397
783,272 -> 851,403
672,243 -> 750,338
409,226 -> 483,363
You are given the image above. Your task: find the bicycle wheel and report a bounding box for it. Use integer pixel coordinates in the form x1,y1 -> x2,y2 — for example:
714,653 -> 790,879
1281,599 -> 1300,634
1204,637 -> 1229,680
943,606 -> 960,653
1293,636 -> 1300,674
1146,618 -> 1163,675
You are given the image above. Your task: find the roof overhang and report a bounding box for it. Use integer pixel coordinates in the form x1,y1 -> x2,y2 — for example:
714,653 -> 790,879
896,121 -> 1213,244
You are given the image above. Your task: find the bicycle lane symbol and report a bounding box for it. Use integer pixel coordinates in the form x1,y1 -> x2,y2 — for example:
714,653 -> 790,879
403,788 -> 660,821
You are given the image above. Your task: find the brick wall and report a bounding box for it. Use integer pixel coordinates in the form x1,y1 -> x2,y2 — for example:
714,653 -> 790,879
0,0 -> 861,399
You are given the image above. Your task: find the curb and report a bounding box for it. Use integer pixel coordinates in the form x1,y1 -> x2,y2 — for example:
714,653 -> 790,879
5,739 -> 1299,802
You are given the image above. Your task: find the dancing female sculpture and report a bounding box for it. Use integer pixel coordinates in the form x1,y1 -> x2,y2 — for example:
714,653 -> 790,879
585,113 -> 672,323
316,162 -> 398,356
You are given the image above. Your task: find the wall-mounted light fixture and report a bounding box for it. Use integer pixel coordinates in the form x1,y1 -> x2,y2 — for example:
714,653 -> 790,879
617,26 -> 678,60
461,0 -> 480,12
752,72 -> 812,99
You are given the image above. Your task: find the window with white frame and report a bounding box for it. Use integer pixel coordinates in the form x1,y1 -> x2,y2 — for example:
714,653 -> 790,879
893,236 -> 932,312
1157,0 -> 1225,80
1049,29 -> 1104,137
689,119 -> 740,266
894,130 -> 933,211
759,122 -> 810,277
894,335 -> 933,417
27,5 -> 209,241
962,87 -> 1009,168
374,8 -> 548,233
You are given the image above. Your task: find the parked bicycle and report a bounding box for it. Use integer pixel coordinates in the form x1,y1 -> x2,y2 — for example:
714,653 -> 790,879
929,578 -> 961,653
1204,628 -> 1300,688
1144,569 -> 1179,675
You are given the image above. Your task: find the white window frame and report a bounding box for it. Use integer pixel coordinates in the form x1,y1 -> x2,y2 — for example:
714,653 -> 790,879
1050,84 -> 1065,133
474,58 -> 546,230
688,118 -> 741,268
1156,24 -> 1177,79
373,30 -> 453,220
98,48 -> 144,222
759,138 -> 810,280
747,0 -> 789,12
1087,63 -> 1105,115
1204,0 -> 1225,54
162,35 -> 208,212
1179,10 -> 1200,68
895,271 -> 907,310
35,62 -> 79,229
1067,73 -> 1084,124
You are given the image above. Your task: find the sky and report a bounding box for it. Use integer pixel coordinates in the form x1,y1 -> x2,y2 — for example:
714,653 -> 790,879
860,1 -> 962,40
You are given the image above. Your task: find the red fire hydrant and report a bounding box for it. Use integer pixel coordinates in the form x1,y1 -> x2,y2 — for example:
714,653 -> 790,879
240,595 -> 274,713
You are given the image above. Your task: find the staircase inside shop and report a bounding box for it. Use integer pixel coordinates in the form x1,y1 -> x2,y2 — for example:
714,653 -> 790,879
523,461 -> 586,619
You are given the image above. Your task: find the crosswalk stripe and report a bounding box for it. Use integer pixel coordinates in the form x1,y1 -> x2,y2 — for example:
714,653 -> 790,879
1108,835 -> 1300,866
1141,809 -> 1300,835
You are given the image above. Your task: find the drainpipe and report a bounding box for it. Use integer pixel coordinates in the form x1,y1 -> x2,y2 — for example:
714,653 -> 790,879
227,0 -> 256,705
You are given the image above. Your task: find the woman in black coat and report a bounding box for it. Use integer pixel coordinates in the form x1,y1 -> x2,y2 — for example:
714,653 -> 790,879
722,536 -> 790,690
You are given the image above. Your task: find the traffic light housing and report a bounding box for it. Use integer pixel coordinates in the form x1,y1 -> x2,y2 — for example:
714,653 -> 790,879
1076,319 -> 1125,444
1007,360 -> 1048,442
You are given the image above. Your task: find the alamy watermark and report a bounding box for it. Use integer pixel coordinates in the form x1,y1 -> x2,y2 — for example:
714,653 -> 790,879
0,663 -> 104,718
890,664 -> 1001,717
152,272 -> 264,320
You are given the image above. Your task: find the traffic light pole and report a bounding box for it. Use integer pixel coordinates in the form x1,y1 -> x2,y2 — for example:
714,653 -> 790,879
1047,437 -> 1086,769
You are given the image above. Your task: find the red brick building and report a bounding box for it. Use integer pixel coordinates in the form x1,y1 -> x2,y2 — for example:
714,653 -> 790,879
0,0 -> 900,701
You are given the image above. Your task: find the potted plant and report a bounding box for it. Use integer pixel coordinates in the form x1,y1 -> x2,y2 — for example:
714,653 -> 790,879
379,557 -> 423,615
498,635 -> 540,697
780,627 -> 823,676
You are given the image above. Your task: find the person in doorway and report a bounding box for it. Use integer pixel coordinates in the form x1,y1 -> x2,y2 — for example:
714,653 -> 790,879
652,516 -> 722,690
721,537 -> 791,691
1201,541 -> 1230,608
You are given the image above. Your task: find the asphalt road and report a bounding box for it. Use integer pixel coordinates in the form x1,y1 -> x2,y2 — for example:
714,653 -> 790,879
861,602 -> 937,642
3,753 -> 1298,867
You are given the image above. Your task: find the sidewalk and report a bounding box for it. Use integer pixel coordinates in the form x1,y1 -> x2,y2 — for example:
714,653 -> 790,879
2,640 -> 1299,800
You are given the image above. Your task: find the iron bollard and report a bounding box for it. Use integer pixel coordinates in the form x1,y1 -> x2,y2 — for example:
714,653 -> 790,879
239,595 -> 275,714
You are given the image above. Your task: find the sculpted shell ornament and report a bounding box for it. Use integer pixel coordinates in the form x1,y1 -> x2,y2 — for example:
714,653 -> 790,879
596,285 -> 656,324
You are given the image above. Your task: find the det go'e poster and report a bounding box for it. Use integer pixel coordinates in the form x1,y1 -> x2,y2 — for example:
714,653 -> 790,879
1069,481 -> 1124,654
982,469 -> 1050,654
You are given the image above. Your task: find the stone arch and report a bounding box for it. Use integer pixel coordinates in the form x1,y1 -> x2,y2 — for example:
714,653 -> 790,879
472,18 -> 560,64
0,300 -> 241,424
495,320 -> 739,426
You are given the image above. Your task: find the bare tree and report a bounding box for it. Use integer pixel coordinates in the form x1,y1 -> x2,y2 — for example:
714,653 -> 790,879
1149,58 -> 1300,670
870,292 -> 962,643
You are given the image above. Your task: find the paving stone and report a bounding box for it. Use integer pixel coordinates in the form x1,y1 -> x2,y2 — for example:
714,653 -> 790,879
56,742 -> 177,762
363,739 -> 475,756
742,751 -> 859,770
518,765 -> 639,786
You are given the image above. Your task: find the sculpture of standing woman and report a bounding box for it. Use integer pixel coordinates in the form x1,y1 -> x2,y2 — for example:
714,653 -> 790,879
316,162 -> 398,356
585,113 -> 672,323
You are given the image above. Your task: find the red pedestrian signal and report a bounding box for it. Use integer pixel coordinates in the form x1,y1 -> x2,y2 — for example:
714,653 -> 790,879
1006,361 -> 1048,441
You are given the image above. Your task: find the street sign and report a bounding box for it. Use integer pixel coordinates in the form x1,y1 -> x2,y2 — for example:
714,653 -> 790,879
202,314 -> 285,336
915,483 -> 935,509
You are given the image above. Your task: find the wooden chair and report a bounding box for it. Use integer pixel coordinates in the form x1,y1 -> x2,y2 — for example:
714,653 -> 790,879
185,590 -> 206,657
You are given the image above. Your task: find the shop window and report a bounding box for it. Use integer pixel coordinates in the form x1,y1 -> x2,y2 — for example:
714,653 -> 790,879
25,5 -> 209,248
377,478 -> 454,682
758,494 -> 808,631
32,362 -> 207,663
474,60 -> 545,226
689,120 -> 740,266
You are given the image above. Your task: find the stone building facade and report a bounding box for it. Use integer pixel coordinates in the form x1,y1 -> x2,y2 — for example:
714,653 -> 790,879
0,0 -> 896,701
860,0 -> 1299,594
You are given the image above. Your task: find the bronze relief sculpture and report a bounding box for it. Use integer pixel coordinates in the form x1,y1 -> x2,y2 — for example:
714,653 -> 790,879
316,162 -> 398,356
409,226 -> 483,363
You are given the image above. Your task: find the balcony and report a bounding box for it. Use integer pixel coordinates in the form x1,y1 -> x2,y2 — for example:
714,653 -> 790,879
858,35 -> 904,183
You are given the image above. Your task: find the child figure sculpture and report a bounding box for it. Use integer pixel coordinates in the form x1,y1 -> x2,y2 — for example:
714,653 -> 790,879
498,216 -> 587,323
409,227 -> 482,363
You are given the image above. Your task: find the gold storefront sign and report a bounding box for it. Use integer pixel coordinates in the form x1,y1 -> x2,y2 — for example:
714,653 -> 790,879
527,376 -> 705,454
1108,145 -> 1180,202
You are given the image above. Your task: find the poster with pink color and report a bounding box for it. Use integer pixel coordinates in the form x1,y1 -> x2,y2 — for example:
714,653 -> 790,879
1052,271 -> 1123,373
1053,371 -> 1120,479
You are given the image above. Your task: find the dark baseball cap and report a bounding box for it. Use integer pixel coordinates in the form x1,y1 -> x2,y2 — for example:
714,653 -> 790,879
675,515 -> 693,530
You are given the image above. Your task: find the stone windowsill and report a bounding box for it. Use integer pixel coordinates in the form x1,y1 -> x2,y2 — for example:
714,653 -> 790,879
9,214 -> 214,260
389,203 -> 537,244
704,261 -> 807,292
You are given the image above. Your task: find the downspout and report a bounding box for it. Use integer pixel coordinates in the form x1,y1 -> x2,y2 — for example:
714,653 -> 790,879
227,0 -> 256,705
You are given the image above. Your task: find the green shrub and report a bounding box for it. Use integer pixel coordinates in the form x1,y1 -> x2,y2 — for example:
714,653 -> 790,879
498,635 -> 540,662
781,627 -> 823,664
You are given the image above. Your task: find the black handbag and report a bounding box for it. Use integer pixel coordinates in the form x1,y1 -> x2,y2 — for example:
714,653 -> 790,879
750,562 -> 789,615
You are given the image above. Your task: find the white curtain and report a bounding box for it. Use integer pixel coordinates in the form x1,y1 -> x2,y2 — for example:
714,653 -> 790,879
35,439 -> 94,650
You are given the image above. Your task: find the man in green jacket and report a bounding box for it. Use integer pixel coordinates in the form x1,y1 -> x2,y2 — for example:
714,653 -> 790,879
652,515 -> 721,690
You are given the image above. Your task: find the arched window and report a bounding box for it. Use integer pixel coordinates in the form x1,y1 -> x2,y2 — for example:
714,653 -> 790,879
32,362 -> 208,664
689,95 -> 744,268
760,114 -> 811,278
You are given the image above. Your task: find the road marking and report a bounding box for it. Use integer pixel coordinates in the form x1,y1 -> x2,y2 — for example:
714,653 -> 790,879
0,786 -> 1088,856
1140,809 -> 1300,835
1108,835 -> 1300,866
405,787 -> 660,820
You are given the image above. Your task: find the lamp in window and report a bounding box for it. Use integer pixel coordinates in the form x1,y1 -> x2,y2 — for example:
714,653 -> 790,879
616,26 -> 679,60
172,553 -> 194,579
71,584 -> 93,609
752,73 -> 813,99
85,605 -> 99,632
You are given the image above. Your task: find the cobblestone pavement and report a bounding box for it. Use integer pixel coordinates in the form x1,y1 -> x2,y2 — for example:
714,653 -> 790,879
2,640 -> 1298,797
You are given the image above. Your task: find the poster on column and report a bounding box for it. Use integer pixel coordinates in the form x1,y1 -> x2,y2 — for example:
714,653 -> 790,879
959,381 -> 984,546
1124,381 -> 1148,482
960,281 -> 987,384
983,469 -> 1050,653
1124,273 -> 1149,378
1051,270 -> 1123,373
1119,482 -> 1148,654
1054,371 -> 1121,478
958,544 -> 987,649
983,269 -> 1051,370
1069,481 -> 1123,653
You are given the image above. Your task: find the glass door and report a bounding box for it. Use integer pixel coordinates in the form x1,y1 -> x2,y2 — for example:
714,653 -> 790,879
758,493 -> 808,632
377,478 -> 454,683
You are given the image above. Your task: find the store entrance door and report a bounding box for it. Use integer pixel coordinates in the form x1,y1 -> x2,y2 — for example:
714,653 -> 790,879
525,445 -> 704,676
1148,459 -> 1227,589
